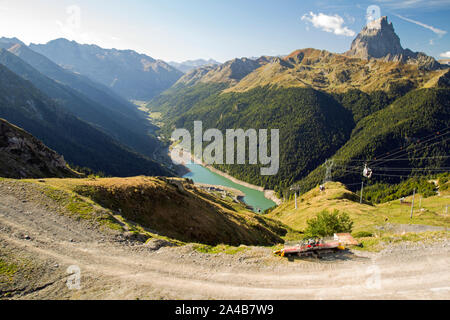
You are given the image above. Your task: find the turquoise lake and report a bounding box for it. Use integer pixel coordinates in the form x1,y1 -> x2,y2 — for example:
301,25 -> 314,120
182,163 -> 276,212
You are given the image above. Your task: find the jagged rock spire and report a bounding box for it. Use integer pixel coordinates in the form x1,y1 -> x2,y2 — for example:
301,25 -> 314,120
347,16 -> 404,60
346,16 -> 443,70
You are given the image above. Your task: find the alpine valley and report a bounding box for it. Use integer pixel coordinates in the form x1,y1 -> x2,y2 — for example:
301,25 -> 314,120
0,7 -> 449,300
146,16 -> 450,196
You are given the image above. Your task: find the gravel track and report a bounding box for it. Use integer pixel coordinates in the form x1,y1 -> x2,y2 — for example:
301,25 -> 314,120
0,180 -> 449,300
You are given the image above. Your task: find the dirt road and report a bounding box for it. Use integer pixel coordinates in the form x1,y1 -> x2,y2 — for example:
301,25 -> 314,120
0,180 -> 449,300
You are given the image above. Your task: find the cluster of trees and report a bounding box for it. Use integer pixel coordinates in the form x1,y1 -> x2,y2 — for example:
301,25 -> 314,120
361,177 -> 437,203
361,172 -> 449,203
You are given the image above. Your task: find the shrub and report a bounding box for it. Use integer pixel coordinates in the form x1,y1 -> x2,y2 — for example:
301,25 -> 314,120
303,210 -> 353,239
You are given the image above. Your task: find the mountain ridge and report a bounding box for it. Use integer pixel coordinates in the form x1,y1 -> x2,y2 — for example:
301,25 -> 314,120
0,47 -> 162,158
175,56 -> 273,87
0,38 -> 173,160
0,38 -> 144,118
147,16 -> 449,193
30,38 -> 183,100
157,16 -> 446,96
223,48 -> 447,94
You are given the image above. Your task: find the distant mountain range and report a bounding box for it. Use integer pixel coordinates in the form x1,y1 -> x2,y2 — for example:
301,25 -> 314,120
0,45 -> 162,159
29,38 -> 183,100
175,56 -> 274,87
166,17 -> 445,94
169,59 -> 220,73
1,37 -> 141,116
0,37 -> 174,177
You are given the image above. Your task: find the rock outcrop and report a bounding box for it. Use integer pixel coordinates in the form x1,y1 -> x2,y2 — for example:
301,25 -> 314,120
0,118 -> 79,178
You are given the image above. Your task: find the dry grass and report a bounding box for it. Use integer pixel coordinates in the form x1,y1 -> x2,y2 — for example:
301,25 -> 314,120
355,231 -> 450,252
27,176 -> 294,246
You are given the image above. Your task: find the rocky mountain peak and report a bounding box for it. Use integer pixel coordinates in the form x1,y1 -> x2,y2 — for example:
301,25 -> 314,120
0,37 -> 25,46
346,16 -> 443,71
347,16 -> 403,60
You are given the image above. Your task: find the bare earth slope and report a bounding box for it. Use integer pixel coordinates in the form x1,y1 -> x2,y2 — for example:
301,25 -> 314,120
1,179 -> 448,300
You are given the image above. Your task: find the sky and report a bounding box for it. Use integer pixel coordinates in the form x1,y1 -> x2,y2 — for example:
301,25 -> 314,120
0,0 -> 449,62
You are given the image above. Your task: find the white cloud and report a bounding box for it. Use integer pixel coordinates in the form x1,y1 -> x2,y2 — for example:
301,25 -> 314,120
394,14 -> 447,36
440,51 -> 450,58
301,12 -> 355,37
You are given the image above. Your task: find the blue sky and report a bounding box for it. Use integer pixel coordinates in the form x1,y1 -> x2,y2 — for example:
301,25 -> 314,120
0,0 -> 449,62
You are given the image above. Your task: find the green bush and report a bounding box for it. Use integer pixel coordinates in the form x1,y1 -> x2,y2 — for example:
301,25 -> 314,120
303,210 -> 353,239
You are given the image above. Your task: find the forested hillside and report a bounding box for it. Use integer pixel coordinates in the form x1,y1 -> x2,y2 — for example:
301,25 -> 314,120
295,88 -> 450,194
151,86 -> 355,189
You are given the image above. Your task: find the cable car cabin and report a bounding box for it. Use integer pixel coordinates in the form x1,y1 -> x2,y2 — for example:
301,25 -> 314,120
363,164 -> 373,178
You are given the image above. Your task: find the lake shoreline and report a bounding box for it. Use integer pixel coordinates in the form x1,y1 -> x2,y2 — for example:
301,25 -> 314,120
170,149 -> 282,206
194,183 -> 245,197
203,164 -> 282,206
